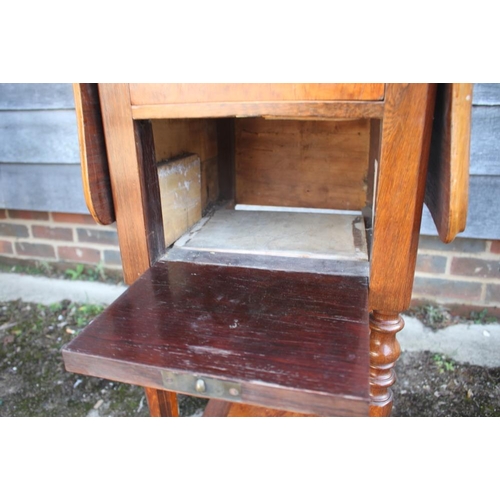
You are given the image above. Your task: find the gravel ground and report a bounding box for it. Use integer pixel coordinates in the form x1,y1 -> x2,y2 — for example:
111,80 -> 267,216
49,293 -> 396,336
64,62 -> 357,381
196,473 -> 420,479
1,298 -> 499,417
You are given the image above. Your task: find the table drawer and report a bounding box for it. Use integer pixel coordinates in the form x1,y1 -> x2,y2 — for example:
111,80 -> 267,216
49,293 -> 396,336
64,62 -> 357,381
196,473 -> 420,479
129,83 -> 385,105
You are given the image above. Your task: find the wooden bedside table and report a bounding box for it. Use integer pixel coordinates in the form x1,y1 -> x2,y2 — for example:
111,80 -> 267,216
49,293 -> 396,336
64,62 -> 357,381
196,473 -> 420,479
64,83 -> 472,416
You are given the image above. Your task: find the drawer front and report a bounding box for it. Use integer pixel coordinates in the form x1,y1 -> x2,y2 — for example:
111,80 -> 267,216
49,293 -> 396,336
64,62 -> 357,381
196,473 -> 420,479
129,83 -> 385,105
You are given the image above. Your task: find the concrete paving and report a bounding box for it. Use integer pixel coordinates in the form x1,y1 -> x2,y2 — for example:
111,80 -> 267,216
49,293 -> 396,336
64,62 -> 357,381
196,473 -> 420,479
1,272 -> 500,368
0,272 -> 127,306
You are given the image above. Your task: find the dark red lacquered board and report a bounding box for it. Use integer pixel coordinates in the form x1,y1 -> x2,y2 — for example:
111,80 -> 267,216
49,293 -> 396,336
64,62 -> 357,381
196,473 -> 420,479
63,260 -> 370,416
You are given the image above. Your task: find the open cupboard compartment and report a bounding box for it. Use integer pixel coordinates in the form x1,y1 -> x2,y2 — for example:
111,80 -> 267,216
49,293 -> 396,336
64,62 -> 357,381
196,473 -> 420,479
154,116 -> 377,272
63,115 -> 381,416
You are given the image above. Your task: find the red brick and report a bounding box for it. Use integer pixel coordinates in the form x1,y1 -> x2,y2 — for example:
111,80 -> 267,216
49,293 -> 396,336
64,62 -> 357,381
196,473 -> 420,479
0,210 -> 6,219
77,228 -> 118,245
0,240 -> 13,254
104,249 -> 122,266
8,210 -> 49,221
0,223 -> 29,238
415,254 -> 447,274
52,212 -> 97,225
451,257 -> 500,279
15,242 -> 56,258
491,241 -> 500,254
32,225 -> 73,241
58,246 -> 100,264
485,284 -> 500,304
412,277 -> 482,301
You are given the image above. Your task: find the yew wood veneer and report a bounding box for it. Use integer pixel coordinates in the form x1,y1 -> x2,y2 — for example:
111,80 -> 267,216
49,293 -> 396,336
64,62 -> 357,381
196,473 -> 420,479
64,83 -> 472,417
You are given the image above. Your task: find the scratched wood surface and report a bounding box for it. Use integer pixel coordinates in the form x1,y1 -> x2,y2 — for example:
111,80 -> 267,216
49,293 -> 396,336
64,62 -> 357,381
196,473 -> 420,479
62,260 -> 370,416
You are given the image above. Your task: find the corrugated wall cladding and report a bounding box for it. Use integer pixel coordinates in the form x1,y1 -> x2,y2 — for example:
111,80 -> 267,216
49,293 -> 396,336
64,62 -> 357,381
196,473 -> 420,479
0,83 -> 499,240
0,83 -> 87,213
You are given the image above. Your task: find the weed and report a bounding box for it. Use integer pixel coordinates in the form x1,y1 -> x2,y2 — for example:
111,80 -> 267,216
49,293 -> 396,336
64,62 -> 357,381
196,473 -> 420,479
65,264 -> 85,280
433,354 -> 455,373
73,304 -> 105,327
469,308 -> 497,325
416,304 -> 452,330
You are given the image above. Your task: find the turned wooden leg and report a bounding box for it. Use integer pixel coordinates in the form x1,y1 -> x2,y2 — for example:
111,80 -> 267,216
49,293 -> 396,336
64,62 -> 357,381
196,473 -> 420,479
369,311 -> 404,417
144,388 -> 179,417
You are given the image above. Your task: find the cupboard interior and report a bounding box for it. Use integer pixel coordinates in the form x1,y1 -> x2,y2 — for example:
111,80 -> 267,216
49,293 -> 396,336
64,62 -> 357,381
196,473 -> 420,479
151,116 -> 379,266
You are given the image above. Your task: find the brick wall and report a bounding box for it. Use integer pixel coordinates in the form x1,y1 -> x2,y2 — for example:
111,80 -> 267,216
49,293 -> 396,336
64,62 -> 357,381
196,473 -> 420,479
0,209 -> 121,271
414,235 -> 500,311
1,208 -> 499,313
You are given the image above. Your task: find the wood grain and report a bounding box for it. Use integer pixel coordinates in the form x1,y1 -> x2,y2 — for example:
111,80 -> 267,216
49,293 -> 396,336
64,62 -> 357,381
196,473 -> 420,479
370,84 -> 437,312
235,118 -> 370,210
369,311 -> 404,416
145,387 -> 179,417
130,84 -> 385,105
98,84 -> 165,284
73,83 -> 115,225
425,84 -> 472,243
62,260 -> 370,417
132,101 -> 385,120
216,402 -> 314,417
158,154 -> 202,247
152,119 -> 219,210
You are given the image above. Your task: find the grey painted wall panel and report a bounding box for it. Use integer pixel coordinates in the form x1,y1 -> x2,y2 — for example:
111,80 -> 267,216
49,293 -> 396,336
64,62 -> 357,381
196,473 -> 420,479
473,83 -> 500,105
469,106 -> 500,176
0,110 -> 80,164
0,83 -> 75,110
421,175 -> 500,239
0,164 -> 87,213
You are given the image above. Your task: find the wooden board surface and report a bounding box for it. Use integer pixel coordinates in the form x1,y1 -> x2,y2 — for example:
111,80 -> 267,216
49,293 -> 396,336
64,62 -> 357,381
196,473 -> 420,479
235,118 -> 370,210
130,84 -> 385,105
73,83 -> 115,225
425,84 -> 472,243
63,260 -> 370,416
203,400 -> 314,417
370,84 -> 437,311
174,209 -> 368,261
132,101 -> 385,120
152,119 -> 219,210
158,154 -> 202,247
